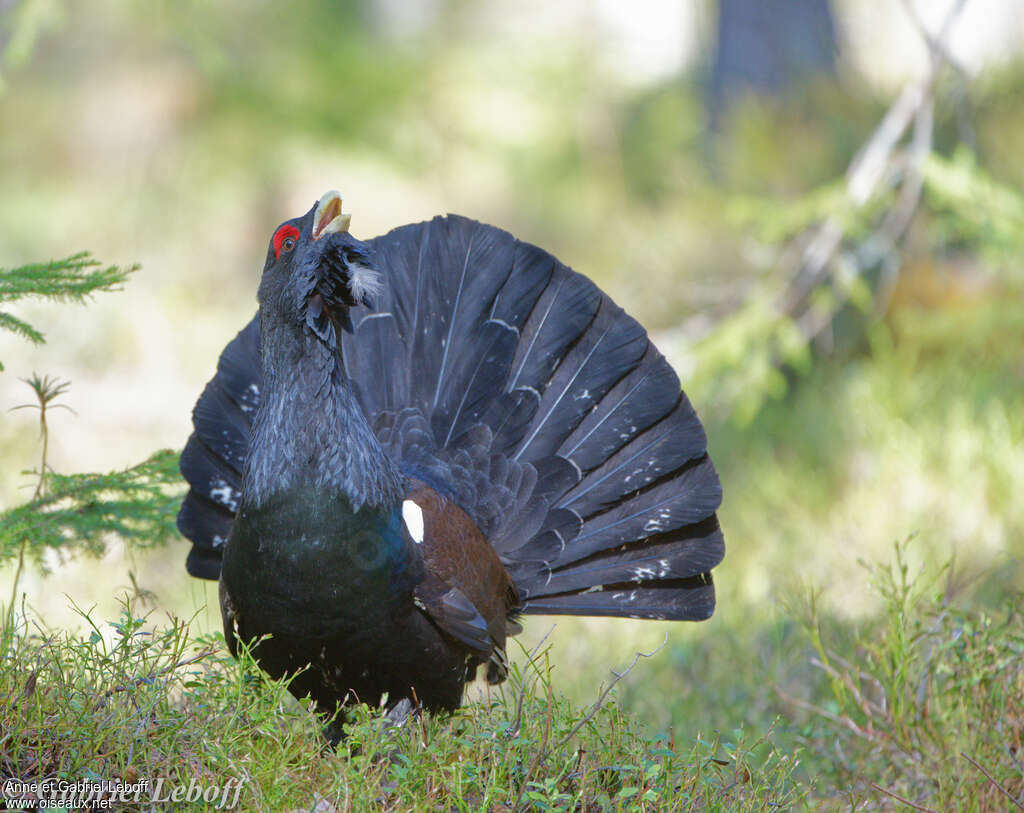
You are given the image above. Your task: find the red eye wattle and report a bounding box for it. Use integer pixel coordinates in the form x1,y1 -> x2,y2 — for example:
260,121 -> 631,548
272,224 -> 300,259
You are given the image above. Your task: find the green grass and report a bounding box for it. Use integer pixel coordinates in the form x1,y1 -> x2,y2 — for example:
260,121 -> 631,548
794,545 -> 1023,809
0,541 -> 1018,811
0,601 -> 807,811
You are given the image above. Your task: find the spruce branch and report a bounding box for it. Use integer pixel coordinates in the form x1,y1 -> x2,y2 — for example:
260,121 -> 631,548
0,252 -> 136,302
0,252 -> 184,594
0,310 -> 43,344
0,450 -> 185,571
0,252 -> 138,370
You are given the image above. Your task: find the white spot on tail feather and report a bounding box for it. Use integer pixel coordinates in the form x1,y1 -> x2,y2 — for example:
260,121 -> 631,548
487,317 -> 519,336
209,478 -> 239,512
642,509 -> 673,534
402,500 -> 424,544
514,384 -> 541,400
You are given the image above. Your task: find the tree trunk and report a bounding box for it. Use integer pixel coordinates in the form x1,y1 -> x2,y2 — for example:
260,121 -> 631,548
709,0 -> 838,128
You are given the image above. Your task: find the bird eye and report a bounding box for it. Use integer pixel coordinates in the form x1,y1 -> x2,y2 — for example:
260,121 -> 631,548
272,225 -> 301,260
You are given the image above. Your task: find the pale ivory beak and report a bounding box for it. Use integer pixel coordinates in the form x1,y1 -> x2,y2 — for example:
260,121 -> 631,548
312,190 -> 352,240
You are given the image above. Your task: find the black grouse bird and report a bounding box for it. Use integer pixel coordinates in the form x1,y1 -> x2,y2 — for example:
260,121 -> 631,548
178,191 -> 724,728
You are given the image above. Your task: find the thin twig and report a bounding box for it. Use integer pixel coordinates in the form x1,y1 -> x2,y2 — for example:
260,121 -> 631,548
781,79 -> 925,317
510,624 -> 555,736
410,685 -> 428,747
101,644 -> 217,699
779,0 -> 968,339
961,751 -> 1024,811
512,664 -> 555,812
870,782 -> 938,812
900,0 -> 969,76
872,93 -> 934,314
807,655 -> 887,720
556,632 -> 668,749
809,647 -> 888,711
773,683 -> 877,742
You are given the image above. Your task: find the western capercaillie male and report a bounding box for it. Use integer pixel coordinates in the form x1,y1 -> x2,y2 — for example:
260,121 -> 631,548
178,190 -> 724,732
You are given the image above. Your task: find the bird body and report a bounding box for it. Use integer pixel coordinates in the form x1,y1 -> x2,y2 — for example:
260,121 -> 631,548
179,191 -> 724,724
221,486 -> 502,715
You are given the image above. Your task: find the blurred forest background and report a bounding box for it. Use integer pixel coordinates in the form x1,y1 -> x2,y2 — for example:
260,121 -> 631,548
1,0 -> 1022,805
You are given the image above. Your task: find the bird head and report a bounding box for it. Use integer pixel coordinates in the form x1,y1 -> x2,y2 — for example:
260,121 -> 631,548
257,190 -> 382,343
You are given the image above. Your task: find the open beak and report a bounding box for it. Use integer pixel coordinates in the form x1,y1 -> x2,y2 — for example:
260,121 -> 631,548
312,190 -> 352,240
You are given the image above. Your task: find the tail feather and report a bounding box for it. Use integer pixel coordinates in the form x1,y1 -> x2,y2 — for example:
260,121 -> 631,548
513,300 -> 648,463
432,319 -> 519,447
178,492 -> 232,579
427,220 -> 517,413
506,274 -> 602,418
191,382 -> 250,474
518,574 -> 717,621
557,345 -> 682,470
558,402 -> 707,515
557,456 -> 720,565
509,516 -> 723,599
211,317 -> 261,415
342,311 -> 406,415
489,242 -> 556,328
178,322 -> 262,579
484,389 -> 541,459
390,216 -> 518,420
179,434 -> 242,513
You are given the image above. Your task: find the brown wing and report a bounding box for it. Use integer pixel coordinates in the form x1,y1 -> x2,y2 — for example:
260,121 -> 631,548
406,480 -> 519,655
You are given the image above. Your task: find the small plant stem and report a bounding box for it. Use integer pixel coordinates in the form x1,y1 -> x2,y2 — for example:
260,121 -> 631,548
32,384 -> 49,500
4,377 -> 57,636
960,752 -> 1024,811
869,782 -> 938,812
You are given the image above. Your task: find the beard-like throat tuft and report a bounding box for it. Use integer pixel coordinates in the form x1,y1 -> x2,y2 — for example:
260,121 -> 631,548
345,262 -> 383,304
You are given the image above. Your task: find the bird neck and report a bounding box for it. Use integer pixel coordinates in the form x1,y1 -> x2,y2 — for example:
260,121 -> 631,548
242,316 -> 404,511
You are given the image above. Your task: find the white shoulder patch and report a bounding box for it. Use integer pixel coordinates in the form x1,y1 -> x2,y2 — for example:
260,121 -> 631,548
402,500 -> 425,544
